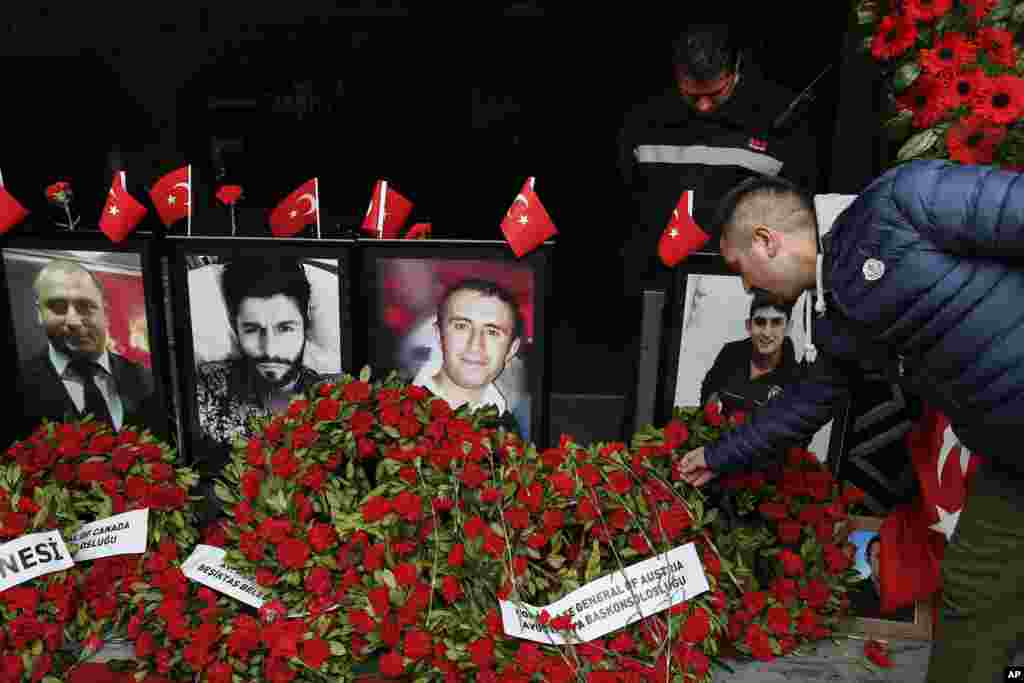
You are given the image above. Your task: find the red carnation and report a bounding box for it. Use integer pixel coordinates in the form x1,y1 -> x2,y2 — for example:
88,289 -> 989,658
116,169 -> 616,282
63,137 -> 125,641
404,629 -> 432,660
799,579 -> 832,609
767,606 -> 791,635
368,585 -> 391,618
549,472 -> 575,498
871,14 -> 917,61
393,490 -> 423,522
277,538 -> 311,570
865,639 -> 893,668
978,28 -> 1018,68
797,608 -> 818,636
348,410 -> 375,436
663,420 -> 689,449
542,509 -> 565,533
742,590 -> 767,614
342,380 -> 372,403
394,562 -> 418,586
759,502 -> 789,521
460,462 -> 489,489
241,470 -> 264,500
964,0 -> 999,23
348,609 -> 375,634
947,115 -> 1008,165
779,549 -> 805,577
896,75 -> 951,129
607,470 -> 632,495
776,518 -> 802,545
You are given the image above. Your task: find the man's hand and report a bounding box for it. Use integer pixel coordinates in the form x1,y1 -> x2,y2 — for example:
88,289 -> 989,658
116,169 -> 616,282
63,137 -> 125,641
676,447 -> 718,487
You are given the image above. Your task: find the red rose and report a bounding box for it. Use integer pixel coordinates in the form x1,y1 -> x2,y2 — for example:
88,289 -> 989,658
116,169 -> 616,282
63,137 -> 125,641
607,470 -> 632,495
662,419 -> 690,449
804,471 -> 833,502
460,462 -> 488,489
517,482 -> 544,512
365,543 -> 386,571
467,637 -> 494,668
776,519 -> 802,545
241,470 -> 264,500
799,579 -> 831,609
362,495 -> 393,523
742,591 -> 767,614
357,437 -> 376,458
576,463 -> 600,487
779,549 -> 805,577
398,415 -> 421,438
542,509 -> 564,533
215,185 -> 244,206
630,532 -> 652,555
746,623 -> 774,661
767,606 -> 791,635
448,543 -> 465,567
148,462 -> 173,481
841,484 -> 865,506
441,575 -> 463,603
864,640 -> 893,668
772,577 -> 798,606
703,400 -> 723,427
759,502 -> 789,521
429,399 -> 452,419
379,650 -> 405,677
463,516 -> 486,539
380,404 -> 402,427
549,472 -> 575,498
816,519 -> 835,544
308,523 -> 338,553
278,538 -> 311,570
393,490 -> 423,522
349,410 -> 375,436
273,448 -> 301,480
404,628 -> 432,660
681,609 -> 710,643
480,486 -> 501,504
798,504 -> 825,526
797,608 -> 818,636
342,380 -> 372,403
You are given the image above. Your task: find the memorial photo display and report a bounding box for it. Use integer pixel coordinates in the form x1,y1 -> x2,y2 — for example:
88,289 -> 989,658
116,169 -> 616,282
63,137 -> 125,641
0,234 -> 172,445
169,236 -> 353,475
359,240 -> 552,447
659,254 -> 836,463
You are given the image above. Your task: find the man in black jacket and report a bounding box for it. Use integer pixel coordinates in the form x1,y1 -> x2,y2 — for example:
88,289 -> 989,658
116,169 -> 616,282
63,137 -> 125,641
617,24 -> 818,297
700,292 -> 800,419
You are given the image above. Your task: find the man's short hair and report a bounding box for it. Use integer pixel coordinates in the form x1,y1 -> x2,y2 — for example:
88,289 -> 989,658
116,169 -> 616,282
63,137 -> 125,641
715,174 -> 818,249
221,258 -> 312,330
437,278 -> 523,341
866,536 -> 881,562
671,24 -> 740,82
749,291 -> 793,320
34,260 -> 108,308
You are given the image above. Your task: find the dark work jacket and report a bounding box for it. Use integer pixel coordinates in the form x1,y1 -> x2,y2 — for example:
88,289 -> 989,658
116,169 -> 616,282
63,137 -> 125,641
700,337 -> 802,416
704,160 -> 1024,482
617,66 -> 818,294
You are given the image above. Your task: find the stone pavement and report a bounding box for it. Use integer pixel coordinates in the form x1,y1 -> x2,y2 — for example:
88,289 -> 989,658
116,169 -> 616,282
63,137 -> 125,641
712,636 -> 1024,683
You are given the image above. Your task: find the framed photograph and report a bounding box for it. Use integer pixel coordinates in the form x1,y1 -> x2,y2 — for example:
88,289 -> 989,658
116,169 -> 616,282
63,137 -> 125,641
0,232 -> 173,447
356,239 -> 553,448
841,515 -> 936,640
168,236 -> 354,476
657,253 -> 837,462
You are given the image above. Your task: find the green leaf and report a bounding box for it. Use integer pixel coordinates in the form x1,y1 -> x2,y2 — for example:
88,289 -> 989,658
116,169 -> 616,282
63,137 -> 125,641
329,640 -> 347,656
893,62 -> 919,93
359,366 -> 371,382
584,538 -> 602,583
897,128 -> 940,161
1014,1 -> 1024,23
375,569 -> 398,591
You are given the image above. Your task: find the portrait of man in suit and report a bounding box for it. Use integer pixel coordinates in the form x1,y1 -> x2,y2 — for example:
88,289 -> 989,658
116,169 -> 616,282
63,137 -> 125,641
16,258 -> 158,438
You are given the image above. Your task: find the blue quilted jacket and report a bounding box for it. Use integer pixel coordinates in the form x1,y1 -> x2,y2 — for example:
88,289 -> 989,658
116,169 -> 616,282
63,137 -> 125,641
704,159 -> 1024,475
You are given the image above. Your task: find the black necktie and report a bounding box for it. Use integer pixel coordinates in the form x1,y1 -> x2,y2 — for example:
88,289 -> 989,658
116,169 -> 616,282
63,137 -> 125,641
69,359 -> 114,427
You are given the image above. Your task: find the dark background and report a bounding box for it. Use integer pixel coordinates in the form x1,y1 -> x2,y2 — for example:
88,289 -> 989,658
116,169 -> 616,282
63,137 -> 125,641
1,5 -> 886,400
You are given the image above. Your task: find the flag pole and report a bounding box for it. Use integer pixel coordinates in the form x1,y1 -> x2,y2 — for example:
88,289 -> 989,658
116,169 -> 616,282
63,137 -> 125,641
314,177 -> 321,240
0,167 -> 4,187
187,164 -> 193,237
377,180 -> 387,240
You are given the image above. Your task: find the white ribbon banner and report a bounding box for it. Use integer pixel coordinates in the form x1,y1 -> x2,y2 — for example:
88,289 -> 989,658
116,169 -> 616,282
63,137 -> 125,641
70,508 -> 149,561
500,542 -> 709,644
0,530 -> 75,592
181,545 -> 270,608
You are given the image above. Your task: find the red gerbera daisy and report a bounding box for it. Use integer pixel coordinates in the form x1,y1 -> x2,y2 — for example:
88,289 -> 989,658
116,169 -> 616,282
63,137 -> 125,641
919,33 -> 978,76
904,0 -> 954,23
962,0 -> 999,24
946,116 -> 1007,164
948,70 -> 983,109
973,73 -> 1024,125
897,75 -> 952,128
871,14 -> 918,61
977,28 -> 1018,69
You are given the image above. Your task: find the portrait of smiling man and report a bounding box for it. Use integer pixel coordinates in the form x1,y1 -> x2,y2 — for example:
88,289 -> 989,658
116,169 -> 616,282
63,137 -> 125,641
15,258 -> 158,439
414,278 -> 523,433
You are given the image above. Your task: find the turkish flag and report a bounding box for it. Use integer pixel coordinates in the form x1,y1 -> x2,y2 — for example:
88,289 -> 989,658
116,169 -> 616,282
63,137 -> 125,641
658,190 -> 709,267
269,178 -> 319,237
360,179 -> 413,238
148,166 -> 190,227
877,405 -> 983,614
404,222 -> 431,239
99,173 -> 148,243
0,186 -> 29,234
500,176 -> 557,258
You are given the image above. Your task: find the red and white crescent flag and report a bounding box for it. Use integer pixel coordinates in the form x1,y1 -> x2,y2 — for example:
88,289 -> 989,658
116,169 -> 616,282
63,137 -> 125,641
404,222 -> 432,239
361,179 -> 413,238
269,178 -> 319,237
500,176 -> 557,258
658,190 -> 709,267
148,165 -> 191,228
877,405 -> 984,614
99,173 -> 148,243
0,185 -> 29,234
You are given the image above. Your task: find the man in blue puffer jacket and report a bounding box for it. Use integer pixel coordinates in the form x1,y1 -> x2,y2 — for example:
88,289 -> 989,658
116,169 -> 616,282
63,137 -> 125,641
676,159 -> 1024,683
